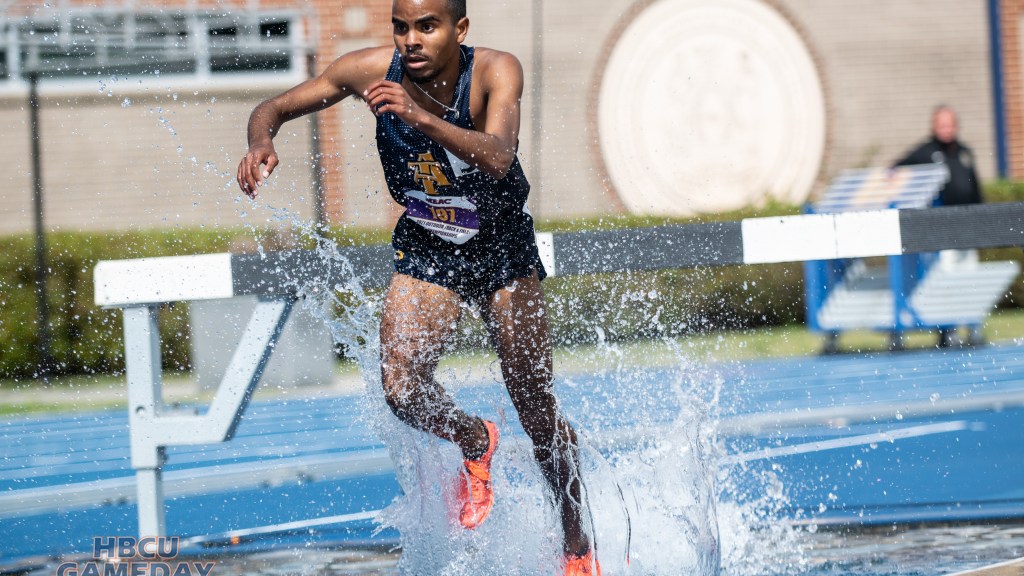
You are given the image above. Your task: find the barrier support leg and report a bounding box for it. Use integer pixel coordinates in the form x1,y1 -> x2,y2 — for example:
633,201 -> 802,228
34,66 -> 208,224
123,297 -> 296,538
123,305 -> 167,537
136,468 -> 165,537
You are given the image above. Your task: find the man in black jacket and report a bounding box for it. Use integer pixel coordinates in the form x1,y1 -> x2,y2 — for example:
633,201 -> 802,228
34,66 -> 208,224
894,105 -> 983,348
894,105 -> 982,206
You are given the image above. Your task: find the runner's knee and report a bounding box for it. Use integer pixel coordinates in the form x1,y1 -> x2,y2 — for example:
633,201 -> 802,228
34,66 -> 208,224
380,352 -> 424,422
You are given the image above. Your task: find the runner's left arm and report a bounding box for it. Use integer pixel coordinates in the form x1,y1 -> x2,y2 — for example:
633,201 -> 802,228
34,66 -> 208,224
364,51 -> 523,180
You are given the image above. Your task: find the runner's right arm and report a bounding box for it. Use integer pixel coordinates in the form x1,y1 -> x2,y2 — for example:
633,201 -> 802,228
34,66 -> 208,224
237,47 -> 390,197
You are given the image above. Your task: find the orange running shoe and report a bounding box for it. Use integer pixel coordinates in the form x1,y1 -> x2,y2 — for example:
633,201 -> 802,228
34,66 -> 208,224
456,419 -> 499,529
563,550 -> 601,576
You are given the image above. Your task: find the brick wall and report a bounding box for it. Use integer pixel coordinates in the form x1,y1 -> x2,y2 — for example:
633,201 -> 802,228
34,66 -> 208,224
0,85 -> 314,233
0,0 -> 1006,233
306,0 -> 391,224
1001,0 -> 1024,178
779,0 -> 996,186
533,0 -> 996,217
0,99 -> 33,235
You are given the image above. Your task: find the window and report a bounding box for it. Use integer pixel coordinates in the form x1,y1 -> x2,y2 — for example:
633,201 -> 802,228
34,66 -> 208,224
2,8 -> 308,83
208,18 -> 294,73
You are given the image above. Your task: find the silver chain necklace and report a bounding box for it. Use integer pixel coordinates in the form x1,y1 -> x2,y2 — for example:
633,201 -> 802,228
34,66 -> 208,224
412,80 -> 461,119
407,49 -> 465,119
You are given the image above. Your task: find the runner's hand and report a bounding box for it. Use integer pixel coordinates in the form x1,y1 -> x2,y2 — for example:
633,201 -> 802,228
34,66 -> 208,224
365,80 -> 426,126
237,144 -> 279,199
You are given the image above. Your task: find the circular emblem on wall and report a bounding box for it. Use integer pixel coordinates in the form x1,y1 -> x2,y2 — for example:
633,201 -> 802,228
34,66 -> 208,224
598,0 -> 827,216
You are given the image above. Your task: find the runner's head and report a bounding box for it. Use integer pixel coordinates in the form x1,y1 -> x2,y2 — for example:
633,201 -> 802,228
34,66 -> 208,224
392,0 -> 469,84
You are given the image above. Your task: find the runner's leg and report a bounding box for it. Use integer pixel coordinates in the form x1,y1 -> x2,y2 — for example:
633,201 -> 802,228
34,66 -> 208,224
380,273 -> 490,459
483,273 -> 592,556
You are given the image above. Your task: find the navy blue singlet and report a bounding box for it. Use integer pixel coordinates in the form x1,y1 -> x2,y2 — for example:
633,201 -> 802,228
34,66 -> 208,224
376,46 -> 545,303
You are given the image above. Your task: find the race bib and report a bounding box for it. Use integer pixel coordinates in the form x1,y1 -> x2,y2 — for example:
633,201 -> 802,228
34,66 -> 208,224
405,190 -> 480,245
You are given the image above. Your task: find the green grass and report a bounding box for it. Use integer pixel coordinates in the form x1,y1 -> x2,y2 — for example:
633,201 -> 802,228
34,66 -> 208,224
0,372 -> 127,390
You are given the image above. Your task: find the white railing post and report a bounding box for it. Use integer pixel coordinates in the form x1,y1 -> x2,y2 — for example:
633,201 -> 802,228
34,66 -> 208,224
123,305 -> 167,537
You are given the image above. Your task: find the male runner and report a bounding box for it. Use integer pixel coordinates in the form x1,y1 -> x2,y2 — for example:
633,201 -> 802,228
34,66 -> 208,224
236,0 -> 598,573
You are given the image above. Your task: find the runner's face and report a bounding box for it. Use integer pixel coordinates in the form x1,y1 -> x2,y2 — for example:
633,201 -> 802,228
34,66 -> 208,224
392,0 -> 468,83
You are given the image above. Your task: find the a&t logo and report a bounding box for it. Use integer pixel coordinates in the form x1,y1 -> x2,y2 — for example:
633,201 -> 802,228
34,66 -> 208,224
407,152 -> 450,195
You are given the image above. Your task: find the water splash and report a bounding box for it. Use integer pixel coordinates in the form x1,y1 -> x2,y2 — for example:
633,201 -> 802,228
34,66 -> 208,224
257,206 -> 803,575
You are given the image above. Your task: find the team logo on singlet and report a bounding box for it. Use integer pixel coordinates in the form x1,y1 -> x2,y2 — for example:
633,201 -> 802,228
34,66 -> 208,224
407,152 -> 451,195
404,150 -> 480,244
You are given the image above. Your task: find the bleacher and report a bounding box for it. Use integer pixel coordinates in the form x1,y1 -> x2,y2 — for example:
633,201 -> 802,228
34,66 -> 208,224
804,165 -> 1020,343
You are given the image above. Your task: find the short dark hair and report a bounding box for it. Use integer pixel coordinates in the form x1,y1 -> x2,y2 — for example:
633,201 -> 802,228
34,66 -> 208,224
444,0 -> 466,22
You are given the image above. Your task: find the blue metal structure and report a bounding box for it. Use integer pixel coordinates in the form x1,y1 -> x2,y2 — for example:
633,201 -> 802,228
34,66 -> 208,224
803,166 -> 1019,339
989,0 -> 1010,178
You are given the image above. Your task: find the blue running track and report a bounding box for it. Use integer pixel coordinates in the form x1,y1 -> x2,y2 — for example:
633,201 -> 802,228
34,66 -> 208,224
3,343 -> 1024,567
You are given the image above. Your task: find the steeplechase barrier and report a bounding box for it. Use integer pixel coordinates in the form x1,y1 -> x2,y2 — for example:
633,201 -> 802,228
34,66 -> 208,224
90,203 -> 1024,537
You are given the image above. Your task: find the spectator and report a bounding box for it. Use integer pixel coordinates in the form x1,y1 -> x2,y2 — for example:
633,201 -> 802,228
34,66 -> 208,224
894,105 -> 984,347
894,105 -> 982,206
